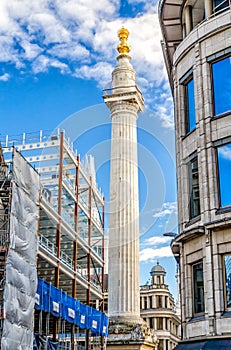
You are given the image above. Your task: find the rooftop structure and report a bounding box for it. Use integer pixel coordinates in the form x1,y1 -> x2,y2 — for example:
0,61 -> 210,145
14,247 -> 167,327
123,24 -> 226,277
140,263 -> 181,350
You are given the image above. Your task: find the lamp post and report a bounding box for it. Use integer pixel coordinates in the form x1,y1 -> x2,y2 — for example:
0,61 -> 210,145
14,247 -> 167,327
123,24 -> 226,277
163,232 -> 177,237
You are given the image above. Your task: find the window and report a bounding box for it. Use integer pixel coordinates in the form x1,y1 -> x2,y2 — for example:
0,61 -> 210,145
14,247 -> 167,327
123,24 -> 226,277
156,317 -> 163,330
214,0 -> 230,14
188,156 -> 200,219
144,296 -> 147,309
158,340 -> 163,350
156,295 -> 162,308
224,255 -> 231,309
185,77 -> 196,133
193,262 -> 205,314
217,143 -> 231,207
212,55 -> 231,116
165,296 -> 168,308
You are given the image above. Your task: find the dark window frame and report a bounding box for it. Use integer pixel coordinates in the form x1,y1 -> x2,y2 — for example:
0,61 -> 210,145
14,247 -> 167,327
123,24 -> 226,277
216,141 -> 231,208
180,69 -> 196,135
185,77 -> 196,133
213,0 -> 230,14
192,261 -> 205,315
211,53 -> 231,117
188,155 -> 200,220
156,317 -> 163,330
223,254 -> 231,310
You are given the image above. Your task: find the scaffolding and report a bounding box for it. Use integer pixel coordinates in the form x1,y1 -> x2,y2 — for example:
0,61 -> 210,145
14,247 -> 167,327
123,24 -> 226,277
0,147 -> 11,337
0,130 -> 106,349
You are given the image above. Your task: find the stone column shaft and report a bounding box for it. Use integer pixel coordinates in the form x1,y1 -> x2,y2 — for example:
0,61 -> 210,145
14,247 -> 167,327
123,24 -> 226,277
108,102 -> 140,322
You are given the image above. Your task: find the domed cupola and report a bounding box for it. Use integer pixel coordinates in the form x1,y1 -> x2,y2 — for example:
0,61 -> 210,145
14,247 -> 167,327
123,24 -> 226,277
150,262 -> 166,285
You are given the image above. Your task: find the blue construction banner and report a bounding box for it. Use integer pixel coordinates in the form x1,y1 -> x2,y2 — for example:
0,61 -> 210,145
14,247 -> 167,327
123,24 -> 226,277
34,279 -> 42,310
50,284 -> 62,317
63,293 -> 80,324
79,302 -> 88,329
35,278 -> 50,312
90,307 -> 102,334
35,278 -> 108,337
101,312 -> 109,336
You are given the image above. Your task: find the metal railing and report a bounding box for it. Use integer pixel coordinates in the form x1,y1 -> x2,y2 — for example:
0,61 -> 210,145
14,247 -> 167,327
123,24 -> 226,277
39,234 -> 57,257
60,250 -> 73,270
38,236 -> 102,291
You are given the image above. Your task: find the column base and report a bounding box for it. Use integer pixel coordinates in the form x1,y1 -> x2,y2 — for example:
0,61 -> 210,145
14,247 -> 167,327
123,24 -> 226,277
106,319 -> 158,350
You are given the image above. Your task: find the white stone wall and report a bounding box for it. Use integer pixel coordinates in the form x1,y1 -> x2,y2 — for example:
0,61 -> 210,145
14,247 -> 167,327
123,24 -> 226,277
172,8 -> 231,342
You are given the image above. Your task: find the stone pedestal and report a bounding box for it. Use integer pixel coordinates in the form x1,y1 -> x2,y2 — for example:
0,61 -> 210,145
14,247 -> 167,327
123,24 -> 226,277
106,321 -> 158,350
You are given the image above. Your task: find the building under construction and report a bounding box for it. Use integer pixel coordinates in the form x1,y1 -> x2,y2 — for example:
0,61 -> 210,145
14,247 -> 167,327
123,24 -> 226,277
0,130 -> 108,349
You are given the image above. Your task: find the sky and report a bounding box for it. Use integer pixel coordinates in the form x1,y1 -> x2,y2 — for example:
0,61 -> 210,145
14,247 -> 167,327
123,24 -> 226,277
0,0 -> 179,298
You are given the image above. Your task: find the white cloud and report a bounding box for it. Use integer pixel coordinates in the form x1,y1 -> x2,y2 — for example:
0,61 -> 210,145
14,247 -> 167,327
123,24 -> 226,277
140,246 -> 172,262
75,62 -> 114,89
153,208 -> 172,218
48,43 -> 90,61
153,202 -> 177,219
32,55 -> 70,74
139,233 -> 173,262
0,0 -> 174,128
0,73 -> 10,81
50,60 -> 70,74
32,55 -> 50,74
142,235 -> 171,246
20,40 -> 43,60
156,103 -> 174,129
28,13 -> 71,44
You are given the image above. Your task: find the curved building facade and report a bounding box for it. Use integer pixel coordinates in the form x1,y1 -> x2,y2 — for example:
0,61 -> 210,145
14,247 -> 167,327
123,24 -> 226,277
159,1 -> 231,348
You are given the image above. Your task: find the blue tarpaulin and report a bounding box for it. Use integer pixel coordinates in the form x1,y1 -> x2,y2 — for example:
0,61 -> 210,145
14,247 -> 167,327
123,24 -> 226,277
90,307 -> 102,334
33,334 -> 59,350
79,302 -> 88,329
50,284 -> 62,318
47,338 -> 59,350
35,278 -> 108,337
101,312 -> 109,337
35,277 -> 50,312
62,292 -> 80,324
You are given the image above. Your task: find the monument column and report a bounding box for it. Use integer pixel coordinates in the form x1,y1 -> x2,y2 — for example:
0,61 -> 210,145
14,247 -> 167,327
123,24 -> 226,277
104,28 -> 157,349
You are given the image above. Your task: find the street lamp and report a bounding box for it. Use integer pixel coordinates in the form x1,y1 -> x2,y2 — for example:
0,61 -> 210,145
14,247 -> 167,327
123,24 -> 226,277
163,232 -> 177,237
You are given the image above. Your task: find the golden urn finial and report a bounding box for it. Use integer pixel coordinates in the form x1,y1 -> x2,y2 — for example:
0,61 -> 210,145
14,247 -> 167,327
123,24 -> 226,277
117,27 -> 130,54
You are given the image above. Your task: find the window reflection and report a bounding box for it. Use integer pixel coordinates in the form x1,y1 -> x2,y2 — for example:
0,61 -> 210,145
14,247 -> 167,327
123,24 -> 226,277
185,78 -> 196,133
212,56 -> 231,116
217,143 -> 231,207
224,255 -> 231,309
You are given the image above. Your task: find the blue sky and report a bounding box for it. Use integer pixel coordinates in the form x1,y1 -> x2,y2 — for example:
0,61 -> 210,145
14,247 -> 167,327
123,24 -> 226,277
0,0 -> 178,298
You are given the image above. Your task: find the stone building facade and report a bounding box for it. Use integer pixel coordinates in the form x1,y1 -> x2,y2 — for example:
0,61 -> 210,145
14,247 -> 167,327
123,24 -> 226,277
159,0 -> 231,348
140,263 -> 180,350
